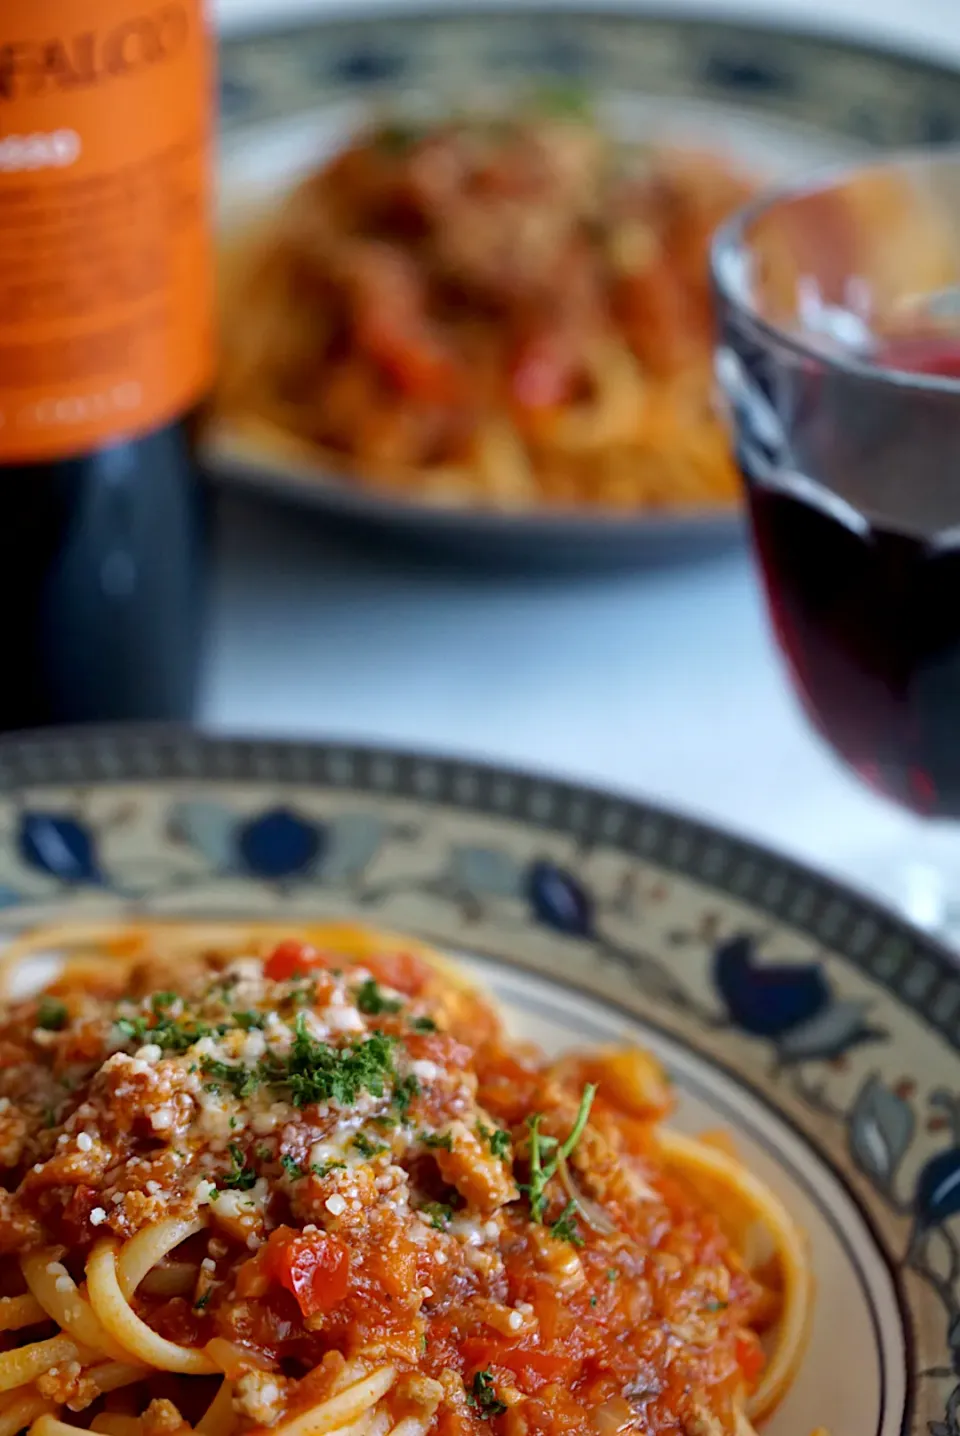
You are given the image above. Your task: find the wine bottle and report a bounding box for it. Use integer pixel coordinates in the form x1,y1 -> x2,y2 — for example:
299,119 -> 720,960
0,2 -> 215,731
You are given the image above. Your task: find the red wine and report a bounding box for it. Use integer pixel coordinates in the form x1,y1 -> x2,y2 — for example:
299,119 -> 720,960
746,335 -> 960,817
0,1 -> 214,731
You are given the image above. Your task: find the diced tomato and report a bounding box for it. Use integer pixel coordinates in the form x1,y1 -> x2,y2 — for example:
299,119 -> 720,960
265,941 -> 325,981
358,315 -> 462,402
461,1338 -> 578,1393
509,330 -> 576,411
365,948 -> 432,996
735,1331 -> 765,1390
264,1228 -> 351,1318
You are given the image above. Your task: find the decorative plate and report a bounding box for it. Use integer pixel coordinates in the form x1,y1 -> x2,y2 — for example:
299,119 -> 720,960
1,728 -> 959,1434
206,6 -> 960,567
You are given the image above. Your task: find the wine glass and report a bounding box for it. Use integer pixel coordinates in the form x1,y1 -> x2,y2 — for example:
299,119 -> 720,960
711,147 -> 960,938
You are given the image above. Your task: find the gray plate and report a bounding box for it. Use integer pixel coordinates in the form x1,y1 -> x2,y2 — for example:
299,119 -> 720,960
209,7 -> 960,568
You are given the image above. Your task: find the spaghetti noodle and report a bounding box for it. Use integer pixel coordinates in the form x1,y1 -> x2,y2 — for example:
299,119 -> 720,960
215,110 -> 754,515
0,922 -> 811,1436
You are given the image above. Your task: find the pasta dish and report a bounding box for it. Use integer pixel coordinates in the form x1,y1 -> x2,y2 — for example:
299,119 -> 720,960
0,922 -> 810,1436
215,110 -> 754,514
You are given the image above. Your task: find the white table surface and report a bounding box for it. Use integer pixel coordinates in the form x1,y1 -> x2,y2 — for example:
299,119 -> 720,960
203,0 -> 960,932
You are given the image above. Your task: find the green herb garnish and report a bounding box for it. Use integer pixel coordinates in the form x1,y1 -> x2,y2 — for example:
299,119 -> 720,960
356,979 -> 403,1016
222,1142 -> 257,1192
421,1130 -> 453,1151
467,1370 -> 507,1420
280,1154 -> 304,1179
489,1128 -> 511,1160
421,1201 -> 452,1230
310,1160 -> 347,1178
410,1015 -> 437,1033
522,1084 -> 596,1223
392,1072 -> 420,1118
233,1010 -> 266,1031
353,1132 -> 389,1159
194,1290 -> 212,1311
119,1009 -> 225,1054
201,1057 -> 260,1100
550,1200 -> 584,1247
265,1016 -> 396,1110
37,999 -> 68,1032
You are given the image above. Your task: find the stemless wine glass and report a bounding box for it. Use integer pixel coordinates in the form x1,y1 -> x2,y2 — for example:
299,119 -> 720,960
711,147 -> 960,937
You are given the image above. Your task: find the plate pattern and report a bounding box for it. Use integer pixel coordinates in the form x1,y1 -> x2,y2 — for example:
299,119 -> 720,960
219,8 -> 960,149
0,730 -> 958,1433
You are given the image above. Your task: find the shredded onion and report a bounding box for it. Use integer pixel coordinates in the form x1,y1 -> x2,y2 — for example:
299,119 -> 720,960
557,1155 -> 618,1235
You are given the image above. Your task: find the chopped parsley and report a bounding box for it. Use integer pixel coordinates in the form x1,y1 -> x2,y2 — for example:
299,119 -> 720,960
550,1200 -> 584,1247
489,1128 -> 512,1160
43,1106 -> 57,1129
477,1121 -> 511,1159
467,1370 -> 507,1420
194,1290 -> 212,1311
280,1154 -> 304,1179
267,1016 -> 396,1109
522,1084 -> 596,1223
151,992 -> 178,1011
421,1201 -> 452,1230
703,1299 -> 728,1313
36,998 -> 68,1032
201,1057 -> 260,1100
222,1143 -> 257,1192
355,979 -> 403,1016
392,1072 -> 420,1117
353,1132 -> 389,1159
232,1010 -> 266,1031
119,1009 -> 226,1055
311,1160 -> 347,1178
590,1295 -> 598,1308
421,1130 -> 453,1151
606,1268 -> 618,1281
410,1015 -> 437,1033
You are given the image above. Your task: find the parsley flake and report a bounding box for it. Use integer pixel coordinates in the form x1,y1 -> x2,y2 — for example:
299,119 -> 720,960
421,1201 -> 452,1230
37,999 -> 68,1032
310,1160 -> 347,1178
201,1057 -> 260,1100
280,1154 -> 304,1179
421,1130 -> 453,1151
468,1370 -> 506,1420
222,1143 -> 257,1191
410,1015 -> 437,1033
353,1132 -> 389,1159
550,1200 -> 584,1247
393,1072 -> 420,1117
233,1010 -> 266,1031
356,979 -> 403,1016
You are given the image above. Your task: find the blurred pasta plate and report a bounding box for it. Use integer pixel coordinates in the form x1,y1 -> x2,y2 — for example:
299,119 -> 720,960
207,7 -> 960,564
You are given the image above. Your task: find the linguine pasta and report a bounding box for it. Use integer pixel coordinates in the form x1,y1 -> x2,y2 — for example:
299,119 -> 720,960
0,922 -> 812,1436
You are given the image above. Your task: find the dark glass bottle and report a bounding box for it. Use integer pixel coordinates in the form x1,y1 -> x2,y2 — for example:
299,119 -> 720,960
0,422 -> 208,731
0,0 -> 214,731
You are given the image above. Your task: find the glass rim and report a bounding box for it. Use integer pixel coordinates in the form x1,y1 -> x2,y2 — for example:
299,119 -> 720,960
710,140 -> 960,396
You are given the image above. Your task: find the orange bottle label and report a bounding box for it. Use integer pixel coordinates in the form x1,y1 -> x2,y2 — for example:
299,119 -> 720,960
0,1 -> 214,462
